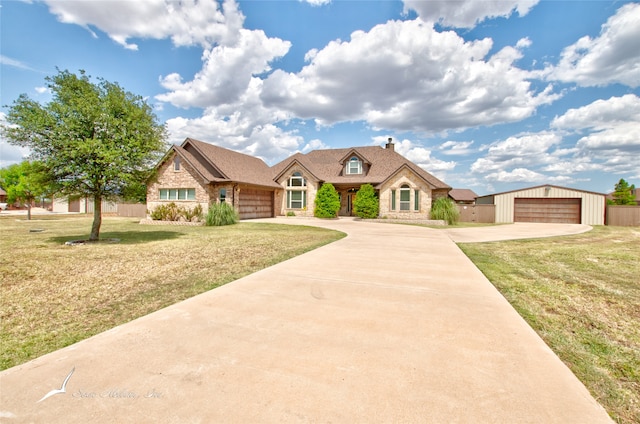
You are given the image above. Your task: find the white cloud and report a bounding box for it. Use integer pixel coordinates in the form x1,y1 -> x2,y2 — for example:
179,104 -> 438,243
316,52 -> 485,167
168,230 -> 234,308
439,140 -> 475,156
551,94 -> 640,171
393,139 -> 456,173
485,168 -> 573,184
157,29 -> 291,108
261,19 -> 559,133
472,95 -> 640,186
485,168 -> 545,183
470,132 -> 562,173
552,94 -> 640,132
164,78 -> 302,164
576,122 -> 640,152
546,3 -> 640,88
43,0 -> 245,50
0,55 -> 39,72
301,139 -> 330,153
403,0 -> 539,28
301,0 -> 331,6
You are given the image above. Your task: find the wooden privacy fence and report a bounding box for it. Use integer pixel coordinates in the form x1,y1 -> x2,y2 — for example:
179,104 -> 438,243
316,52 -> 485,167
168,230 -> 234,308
117,203 -> 148,218
457,204 -> 495,223
606,205 -> 640,226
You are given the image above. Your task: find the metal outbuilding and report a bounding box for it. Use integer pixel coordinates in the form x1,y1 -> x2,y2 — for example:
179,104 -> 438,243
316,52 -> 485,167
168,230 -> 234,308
476,185 -> 606,225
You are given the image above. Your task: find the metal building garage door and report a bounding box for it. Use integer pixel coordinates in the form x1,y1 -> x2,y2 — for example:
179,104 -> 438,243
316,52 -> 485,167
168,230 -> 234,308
514,198 -> 581,224
239,189 -> 274,219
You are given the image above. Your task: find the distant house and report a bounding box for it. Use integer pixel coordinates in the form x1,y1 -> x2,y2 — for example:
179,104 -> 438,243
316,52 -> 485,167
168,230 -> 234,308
147,138 -> 451,220
52,195 -> 118,214
448,189 -> 477,205
0,187 -> 7,203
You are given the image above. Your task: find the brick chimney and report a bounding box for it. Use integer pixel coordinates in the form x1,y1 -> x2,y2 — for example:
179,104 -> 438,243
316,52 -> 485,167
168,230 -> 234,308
385,137 -> 394,151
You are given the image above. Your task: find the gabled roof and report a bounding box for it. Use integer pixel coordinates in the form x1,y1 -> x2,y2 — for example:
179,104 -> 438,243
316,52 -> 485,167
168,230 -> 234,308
271,154 -> 321,183
154,138 -> 280,189
181,138 -> 281,189
338,148 -> 372,165
272,145 -> 450,189
449,189 -> 478,202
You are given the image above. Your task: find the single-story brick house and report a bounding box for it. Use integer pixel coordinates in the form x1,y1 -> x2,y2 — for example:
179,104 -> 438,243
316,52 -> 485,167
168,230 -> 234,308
147,137 -> 451,219
147,138 -> 282,219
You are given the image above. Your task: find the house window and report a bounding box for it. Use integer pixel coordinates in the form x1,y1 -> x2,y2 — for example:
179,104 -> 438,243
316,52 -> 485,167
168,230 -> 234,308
414,190 -> 420,211
400,185 -> 411,211
287,172 -> 307,209
287,190 -> 306,209
346,157 -> 362,175
391,190 -> 396,210
174,157 -> 181,171
159,188 -> 196,200
219,188 -> 226,203
288,172 -> 306,187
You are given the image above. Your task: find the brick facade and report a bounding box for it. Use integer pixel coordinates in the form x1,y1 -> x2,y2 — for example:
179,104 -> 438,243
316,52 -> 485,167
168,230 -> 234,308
379,169 -> 434,219
147,152 -> 211,217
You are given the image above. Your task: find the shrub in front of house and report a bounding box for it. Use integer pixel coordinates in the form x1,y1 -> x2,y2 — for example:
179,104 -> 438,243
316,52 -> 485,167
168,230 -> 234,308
314,183 -> 341,218
150,203 -> 203,222
206,201 -> 238,226
353,184 -> 379,219
183,204 -> 203,222
430,197 -> 459,225
150,202 -> 182,221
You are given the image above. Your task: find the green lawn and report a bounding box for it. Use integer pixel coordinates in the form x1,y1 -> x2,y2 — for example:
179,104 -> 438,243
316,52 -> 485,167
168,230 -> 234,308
459,226 -> 640,424
0,215 -> 345,370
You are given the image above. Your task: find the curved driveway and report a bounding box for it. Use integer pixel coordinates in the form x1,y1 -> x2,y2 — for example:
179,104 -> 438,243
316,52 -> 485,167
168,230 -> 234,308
0,219 -> 610,423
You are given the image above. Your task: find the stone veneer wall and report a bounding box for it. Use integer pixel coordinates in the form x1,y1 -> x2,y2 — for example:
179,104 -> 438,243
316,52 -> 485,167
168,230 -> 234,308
276,166 -> 317,217
147,152 -> 211,217
378,169 -> 433,219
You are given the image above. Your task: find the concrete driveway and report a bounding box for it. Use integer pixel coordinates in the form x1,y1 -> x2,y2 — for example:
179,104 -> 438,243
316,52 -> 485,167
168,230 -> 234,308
443,222 -> 592,243
0,219 -> 609,423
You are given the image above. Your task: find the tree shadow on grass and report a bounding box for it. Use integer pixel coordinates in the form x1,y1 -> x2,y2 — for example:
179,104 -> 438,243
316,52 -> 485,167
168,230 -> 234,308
49,231 -> 184,245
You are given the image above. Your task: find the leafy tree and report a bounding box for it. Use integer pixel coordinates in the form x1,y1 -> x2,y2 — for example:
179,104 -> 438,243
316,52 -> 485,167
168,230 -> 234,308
2,69 -> 167,240
314,183 -> 341,218
0,161 -> 49,220
609,178 -> 636,205
430,196 -> 460,225
353,184 -> 379,219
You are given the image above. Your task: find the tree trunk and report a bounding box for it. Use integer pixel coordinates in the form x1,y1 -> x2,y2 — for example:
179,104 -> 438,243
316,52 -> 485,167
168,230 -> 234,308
27,203 -> 32,221
90,196 -> 102,241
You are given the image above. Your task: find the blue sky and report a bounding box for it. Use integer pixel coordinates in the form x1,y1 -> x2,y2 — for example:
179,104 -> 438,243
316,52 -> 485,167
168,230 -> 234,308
1,0 -> 639,196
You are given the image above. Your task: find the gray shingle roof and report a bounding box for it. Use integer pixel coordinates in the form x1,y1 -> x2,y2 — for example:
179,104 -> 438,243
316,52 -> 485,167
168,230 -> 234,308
448,189 -> 478,202
182,138 -> 281,189
161,139 -> 450,191
273,146 -> 450,189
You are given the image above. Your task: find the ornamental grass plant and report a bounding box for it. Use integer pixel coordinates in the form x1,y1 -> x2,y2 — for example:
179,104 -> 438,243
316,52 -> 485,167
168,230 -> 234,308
206,201 -> 239,226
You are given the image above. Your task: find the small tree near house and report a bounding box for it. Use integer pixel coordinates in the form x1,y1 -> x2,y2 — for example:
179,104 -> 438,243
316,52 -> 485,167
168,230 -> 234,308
608,178 -> 636,205
0,161 -> 49,220
314,183 -> 341,218
353,184 -> 379,219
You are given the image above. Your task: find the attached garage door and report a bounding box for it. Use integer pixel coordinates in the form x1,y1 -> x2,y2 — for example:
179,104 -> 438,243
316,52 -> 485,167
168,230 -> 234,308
239,189 -> 274,219
514,198 -> 581,224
